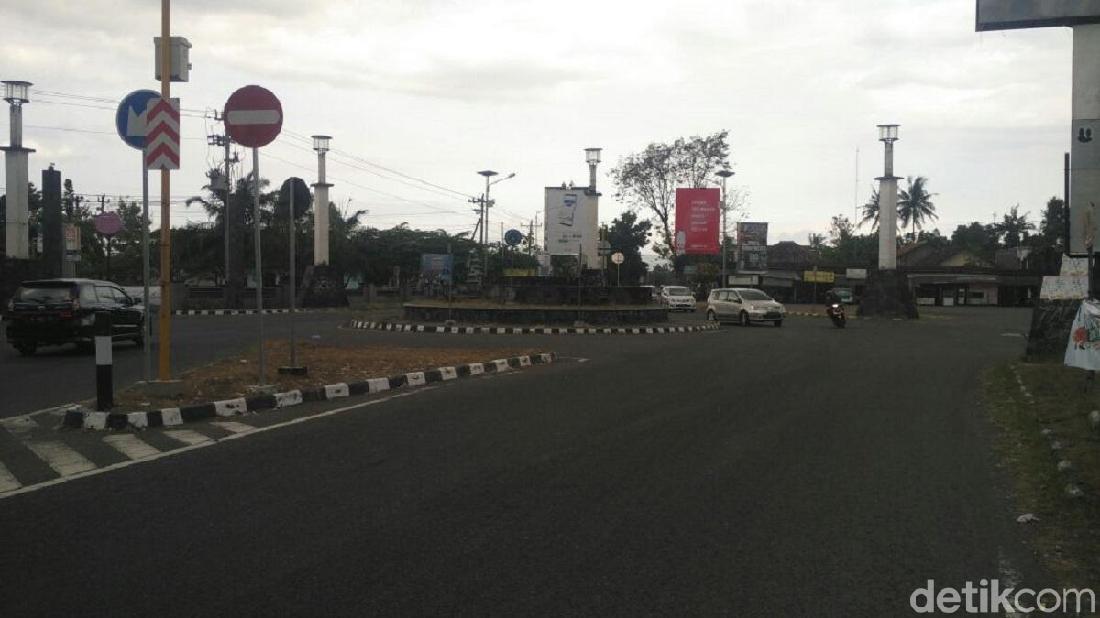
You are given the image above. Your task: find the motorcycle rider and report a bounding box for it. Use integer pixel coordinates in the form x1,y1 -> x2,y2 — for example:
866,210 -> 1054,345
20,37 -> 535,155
824,288 -> 842,308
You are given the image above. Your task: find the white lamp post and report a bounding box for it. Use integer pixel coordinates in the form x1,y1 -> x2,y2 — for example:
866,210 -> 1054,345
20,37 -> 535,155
876,124 -> 899,270
477,169 -> 515,282
2,81 -> 34,259
716,169 -> 735,286
585,147 -> 602,194
311,135 -> 333,265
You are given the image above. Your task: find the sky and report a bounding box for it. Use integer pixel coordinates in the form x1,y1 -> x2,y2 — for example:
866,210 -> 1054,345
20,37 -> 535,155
0,0 -> 1076,251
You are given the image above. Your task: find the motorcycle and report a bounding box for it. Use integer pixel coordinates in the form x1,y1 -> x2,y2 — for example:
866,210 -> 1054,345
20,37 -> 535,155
827,303 -> 846,328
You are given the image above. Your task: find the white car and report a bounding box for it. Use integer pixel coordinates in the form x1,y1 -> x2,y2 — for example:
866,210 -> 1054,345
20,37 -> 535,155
706,287 -> 785,327
658,286 -> 696,312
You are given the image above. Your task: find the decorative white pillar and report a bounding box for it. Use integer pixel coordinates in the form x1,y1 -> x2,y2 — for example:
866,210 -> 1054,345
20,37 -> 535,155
311,135 -> 332,266
3,81 -> 34,259
1072,24 -> 1100,254
876,124 -> 899,270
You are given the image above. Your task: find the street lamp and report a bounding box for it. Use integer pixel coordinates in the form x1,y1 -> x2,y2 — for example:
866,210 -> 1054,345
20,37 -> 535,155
716,169 -> 735,287
477,170 -> 516,282
2,80 -> 33,259
876,124 -> 900,270
584,147 -> 602,194
311,135 -> 334,266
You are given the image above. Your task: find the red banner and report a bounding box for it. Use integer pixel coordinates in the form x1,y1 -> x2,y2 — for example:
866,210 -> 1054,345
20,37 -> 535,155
674,188 -> 721,255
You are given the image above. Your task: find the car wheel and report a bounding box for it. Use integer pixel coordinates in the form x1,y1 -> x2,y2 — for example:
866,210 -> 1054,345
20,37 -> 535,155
14,342 -> 37,356
773,319 -> 783,328
739,311 -> 750,327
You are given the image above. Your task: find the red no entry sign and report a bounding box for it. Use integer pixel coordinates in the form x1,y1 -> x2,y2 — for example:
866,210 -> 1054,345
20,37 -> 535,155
224,85 -> 283,148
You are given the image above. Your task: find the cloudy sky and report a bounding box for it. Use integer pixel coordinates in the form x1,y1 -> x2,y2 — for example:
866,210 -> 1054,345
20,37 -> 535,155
2,0 -> 1075,250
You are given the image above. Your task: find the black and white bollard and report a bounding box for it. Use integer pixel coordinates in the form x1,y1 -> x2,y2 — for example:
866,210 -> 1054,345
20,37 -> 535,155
95,311 -> 113,411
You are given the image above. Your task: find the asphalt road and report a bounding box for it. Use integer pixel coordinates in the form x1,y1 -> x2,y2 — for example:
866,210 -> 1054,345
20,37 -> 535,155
0,307 -> 1045,615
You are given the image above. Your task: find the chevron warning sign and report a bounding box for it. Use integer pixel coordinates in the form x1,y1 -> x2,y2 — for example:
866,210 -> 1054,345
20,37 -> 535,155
144,97 -> 180,170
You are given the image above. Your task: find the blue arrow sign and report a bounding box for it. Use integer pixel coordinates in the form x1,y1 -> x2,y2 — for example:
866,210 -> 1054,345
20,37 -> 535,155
115,89 -> 160,150
504,229 -> 524,246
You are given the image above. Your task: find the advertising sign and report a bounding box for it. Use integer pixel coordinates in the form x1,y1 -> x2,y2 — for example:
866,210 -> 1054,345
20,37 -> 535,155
845,268 -> 868,280
1066,299 -> 1100,370
420,253 -> 453,284
803,270 -> 836,284
64,224 -> 81,261
674,188 -> 720,255
736,221 -> 768,274
544,187 -> 598,263
976,0 -> 1100,31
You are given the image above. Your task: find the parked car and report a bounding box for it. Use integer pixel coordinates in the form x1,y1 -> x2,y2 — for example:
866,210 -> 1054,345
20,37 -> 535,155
828,287 -> 855,305
706,287 -> 786,327
4,278 -> 145,356
123,285 -> 162,312
658,285 -> 697,311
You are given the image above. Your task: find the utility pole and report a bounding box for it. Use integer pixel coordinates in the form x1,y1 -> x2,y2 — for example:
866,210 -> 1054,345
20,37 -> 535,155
157,0 -> 173,381
208,118 -> 237,291
717,169 -> 735,288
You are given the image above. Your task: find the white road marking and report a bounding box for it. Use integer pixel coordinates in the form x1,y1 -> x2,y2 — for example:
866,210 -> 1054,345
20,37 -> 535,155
26,441 -> 96,477
0,387 -> 438,501
103,434 -> 160,460
0,416 -> 39,438
164,429 -> 213,446
0,462 -> 21,493
211,421 -> 255,434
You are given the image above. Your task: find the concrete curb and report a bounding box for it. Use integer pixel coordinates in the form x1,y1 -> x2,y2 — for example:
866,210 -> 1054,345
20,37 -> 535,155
346,320 -> 720,335
172,308 -> 347,317
61,352 -> 556,431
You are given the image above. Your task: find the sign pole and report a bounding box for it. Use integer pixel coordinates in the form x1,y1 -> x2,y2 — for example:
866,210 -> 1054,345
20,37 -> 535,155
288,185 -> 297,369
157,0 -> 172,381
254,146 -> 266,386
141,156 -> 151,383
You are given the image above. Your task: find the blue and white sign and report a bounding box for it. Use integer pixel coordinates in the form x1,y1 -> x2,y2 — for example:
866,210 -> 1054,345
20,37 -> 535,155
504,229 -> 524,246
115,89 -> 160,150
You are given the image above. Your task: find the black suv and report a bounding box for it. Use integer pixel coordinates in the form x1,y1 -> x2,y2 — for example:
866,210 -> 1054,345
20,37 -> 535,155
4,279 -> 145,356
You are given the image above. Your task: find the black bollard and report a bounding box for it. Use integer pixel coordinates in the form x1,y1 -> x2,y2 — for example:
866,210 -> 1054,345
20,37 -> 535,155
95,311 -> 113,411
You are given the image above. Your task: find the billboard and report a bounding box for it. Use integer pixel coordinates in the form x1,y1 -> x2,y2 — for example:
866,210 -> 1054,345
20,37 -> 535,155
976,0 -> 1100,31
736,222 -> 768,274
419,253 -> 453,284
674,188 -> 720,255
544,187 -> 598,264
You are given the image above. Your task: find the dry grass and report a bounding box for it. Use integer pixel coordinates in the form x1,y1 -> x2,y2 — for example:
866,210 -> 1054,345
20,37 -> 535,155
112,340 -> 537,410
984,362 -> 1100,589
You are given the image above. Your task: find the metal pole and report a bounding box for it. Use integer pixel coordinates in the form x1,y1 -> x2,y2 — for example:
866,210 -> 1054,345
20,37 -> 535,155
1065,152 -> 1072,255
289,183 -> 297,368
157,0 -> 172,380
253,147 -> 266,385
224,133 -> 231,288
721,176 -> 728,287
141,157 -> 150,383
484,177 -> 491,283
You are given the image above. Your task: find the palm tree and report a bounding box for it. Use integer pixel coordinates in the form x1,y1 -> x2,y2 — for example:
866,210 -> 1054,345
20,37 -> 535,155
859,186 -> 880,230
897,176 -> 938,243
997,204 -> 1035,248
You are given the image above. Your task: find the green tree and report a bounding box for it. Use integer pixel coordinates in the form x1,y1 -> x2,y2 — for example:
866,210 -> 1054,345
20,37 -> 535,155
897,176 -> 937,243
610,130 -> 731,259
606,210 -> 652,285
1038,196 -> 1065,250
996,205 -> 1035,248
859,186 -> 880,230
951,222 -> 999,259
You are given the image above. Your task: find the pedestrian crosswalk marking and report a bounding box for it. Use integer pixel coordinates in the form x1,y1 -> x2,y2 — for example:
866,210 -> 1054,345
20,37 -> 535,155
0,462 -> 21,493
164,430 -> 213,446
211,421 -> 255,434
103,435 -> 160,460
26,441 -> 97,477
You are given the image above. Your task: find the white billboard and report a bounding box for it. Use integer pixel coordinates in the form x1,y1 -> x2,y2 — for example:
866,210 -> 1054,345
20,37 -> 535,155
544,187 -> 598,265
976,1 -> 1100,31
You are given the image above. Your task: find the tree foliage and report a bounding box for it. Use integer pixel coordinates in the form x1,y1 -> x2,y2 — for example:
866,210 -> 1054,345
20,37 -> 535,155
605,210 -> 652,285
610,130 -> 731,259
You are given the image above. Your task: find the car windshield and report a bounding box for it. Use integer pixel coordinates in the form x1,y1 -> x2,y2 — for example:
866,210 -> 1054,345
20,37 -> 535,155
666,287 -> 691,296
738,289 -> 771,301
15,286 -> 74,303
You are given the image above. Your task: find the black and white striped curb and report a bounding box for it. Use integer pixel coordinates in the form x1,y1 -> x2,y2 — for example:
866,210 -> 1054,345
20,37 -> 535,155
61,352 -> 555,431
347,321 -> 720,335
1010,365 -> 1087,500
